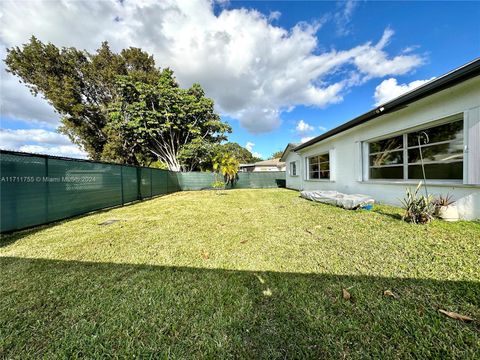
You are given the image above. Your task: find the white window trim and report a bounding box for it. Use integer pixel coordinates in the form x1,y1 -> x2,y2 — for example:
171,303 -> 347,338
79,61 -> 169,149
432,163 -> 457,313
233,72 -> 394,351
360,113 -> 465,184
465,106 -> 480,185
289,161 -> 298,177
305,152 -> 334,182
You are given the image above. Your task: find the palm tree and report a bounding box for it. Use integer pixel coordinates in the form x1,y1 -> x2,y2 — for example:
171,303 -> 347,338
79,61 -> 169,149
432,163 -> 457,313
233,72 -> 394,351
213,153 -> 239,186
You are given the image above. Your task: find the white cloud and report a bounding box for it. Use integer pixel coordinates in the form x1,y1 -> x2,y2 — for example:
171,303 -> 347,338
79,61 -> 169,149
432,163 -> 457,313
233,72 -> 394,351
18,144 -> 87,158
0,128 -> 87,158
295,120 -> 323,143
0,49 -> 59,127
296,120 -> 314,134
374,77 -> 435,106
300,136 -> 314,143
0,0 -> 424,138
245,141 -> 255,152
352,28 -> 424,79
268,11 -> 281,21
245,141 -> 262,159
335,0 -> 358,36
0,128 -> 70,147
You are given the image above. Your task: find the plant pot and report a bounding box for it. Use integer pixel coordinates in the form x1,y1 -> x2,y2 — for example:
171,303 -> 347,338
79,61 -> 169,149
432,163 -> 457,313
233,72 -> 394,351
437,205 -> 459,222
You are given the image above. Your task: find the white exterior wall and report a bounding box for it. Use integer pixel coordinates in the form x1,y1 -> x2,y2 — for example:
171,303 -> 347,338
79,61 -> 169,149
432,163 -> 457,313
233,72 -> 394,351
284,152 -> 303,190
285,76 -> 480,220
253,166 -> 285,172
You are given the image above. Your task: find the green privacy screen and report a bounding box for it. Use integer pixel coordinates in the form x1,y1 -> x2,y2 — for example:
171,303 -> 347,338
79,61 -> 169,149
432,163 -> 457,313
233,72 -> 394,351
177,171 -> 286,190
0,150 -> 283,232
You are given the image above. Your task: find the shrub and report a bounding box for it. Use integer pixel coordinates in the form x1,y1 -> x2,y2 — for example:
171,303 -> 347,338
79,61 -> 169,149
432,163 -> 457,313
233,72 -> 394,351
400,183 -> 436,224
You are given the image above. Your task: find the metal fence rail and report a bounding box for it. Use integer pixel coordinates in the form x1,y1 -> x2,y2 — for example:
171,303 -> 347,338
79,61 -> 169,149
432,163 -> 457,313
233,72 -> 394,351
0,150 -> 285,232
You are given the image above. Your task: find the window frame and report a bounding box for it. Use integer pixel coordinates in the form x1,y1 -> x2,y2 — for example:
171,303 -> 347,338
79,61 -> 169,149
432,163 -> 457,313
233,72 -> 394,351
306,152 -> 330,181
364,114 -> 465,183
289,161 -> 298,177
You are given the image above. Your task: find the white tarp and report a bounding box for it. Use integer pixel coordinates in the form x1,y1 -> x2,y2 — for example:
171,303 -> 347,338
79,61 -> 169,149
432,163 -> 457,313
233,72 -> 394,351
300,190 -> 374,210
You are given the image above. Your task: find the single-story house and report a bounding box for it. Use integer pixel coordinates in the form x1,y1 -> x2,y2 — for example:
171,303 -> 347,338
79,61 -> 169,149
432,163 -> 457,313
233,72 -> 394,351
281,58 -> 480,220
239,158 -> 286,172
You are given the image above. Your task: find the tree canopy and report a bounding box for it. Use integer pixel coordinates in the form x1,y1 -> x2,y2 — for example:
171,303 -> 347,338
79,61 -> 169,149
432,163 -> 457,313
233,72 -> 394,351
269,150 -> 284,159
178,142 -> 262,172
5,37 -> 231,170
218,143 -> 262,164
108,72 -> 230,171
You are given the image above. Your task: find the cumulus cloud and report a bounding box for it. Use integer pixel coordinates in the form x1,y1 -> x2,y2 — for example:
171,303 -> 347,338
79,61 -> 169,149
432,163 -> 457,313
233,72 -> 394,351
0,129 -> 87,158
0,0 -> 424,139
245,141 -> 255,152
296,120 -> 315,134
0,49 -> 59,127
374,77 -> 435,106
245,141 -> 263,159
351,28 -> 424,79
17,144 -> 87,158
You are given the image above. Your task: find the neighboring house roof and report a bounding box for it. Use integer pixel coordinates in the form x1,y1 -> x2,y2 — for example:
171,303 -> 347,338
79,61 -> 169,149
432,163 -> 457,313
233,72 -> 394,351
254,158 -> 285,167
240,158 -> 285,167
294,57 -> 480,152
280,143 -> 298,162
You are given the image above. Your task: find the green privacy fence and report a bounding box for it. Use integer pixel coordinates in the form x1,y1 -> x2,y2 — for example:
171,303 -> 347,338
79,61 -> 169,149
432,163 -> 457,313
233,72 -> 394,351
177,171 -> 286,190
0,150 -> 285,232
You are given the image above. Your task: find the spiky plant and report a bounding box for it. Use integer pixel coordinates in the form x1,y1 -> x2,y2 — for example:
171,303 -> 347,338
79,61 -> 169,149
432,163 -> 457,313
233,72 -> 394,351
400,182 -> 436,224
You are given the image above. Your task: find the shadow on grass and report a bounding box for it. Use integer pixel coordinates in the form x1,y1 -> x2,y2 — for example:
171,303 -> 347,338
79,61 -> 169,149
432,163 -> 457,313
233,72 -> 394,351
372,208 -> 403,221
0,194 -> 175,247
1,257 -> 478,359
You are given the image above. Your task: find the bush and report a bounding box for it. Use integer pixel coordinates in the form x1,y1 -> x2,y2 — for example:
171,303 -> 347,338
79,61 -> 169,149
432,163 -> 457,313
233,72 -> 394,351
212,180 -> 225,190
400,183 -> 436,224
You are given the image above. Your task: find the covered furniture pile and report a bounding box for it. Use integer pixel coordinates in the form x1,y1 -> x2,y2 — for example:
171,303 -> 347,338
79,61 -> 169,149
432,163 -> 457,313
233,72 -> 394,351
300,190 -> 374,210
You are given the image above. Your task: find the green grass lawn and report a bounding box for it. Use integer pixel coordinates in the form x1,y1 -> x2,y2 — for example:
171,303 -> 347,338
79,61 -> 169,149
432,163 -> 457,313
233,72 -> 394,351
1,188 -> 479,358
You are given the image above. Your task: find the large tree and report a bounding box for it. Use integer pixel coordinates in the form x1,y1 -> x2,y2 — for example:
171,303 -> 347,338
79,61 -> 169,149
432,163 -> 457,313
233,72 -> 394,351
269,150 -> 284,159
109,72 -> 230,171
5,37 -> 231,169
219,142 -> 262,164
5,37 -> 161,162
178,142 -> 261,172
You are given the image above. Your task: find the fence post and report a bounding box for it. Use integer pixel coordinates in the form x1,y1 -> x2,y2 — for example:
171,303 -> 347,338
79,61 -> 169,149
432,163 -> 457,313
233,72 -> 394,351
137,167 -> 141,200
45,156 -> 49,223
120,165 -> 124,206
150,168 -> 153,198
166,169 -> 169,194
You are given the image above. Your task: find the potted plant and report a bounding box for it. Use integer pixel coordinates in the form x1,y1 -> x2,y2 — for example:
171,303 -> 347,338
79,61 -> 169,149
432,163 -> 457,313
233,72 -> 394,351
433,194 -> 459,222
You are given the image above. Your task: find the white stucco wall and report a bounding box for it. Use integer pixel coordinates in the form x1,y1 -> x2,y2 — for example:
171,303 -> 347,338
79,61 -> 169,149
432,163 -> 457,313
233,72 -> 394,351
253,166 -> 285,172
284,152 -> 303,190
285,76 -> 480,220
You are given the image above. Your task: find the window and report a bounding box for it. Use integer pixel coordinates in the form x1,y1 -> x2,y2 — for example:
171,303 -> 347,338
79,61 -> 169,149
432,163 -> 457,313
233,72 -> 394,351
368,116 -> 464,181
307,153 -> 330,179
369,135 -> 404,179
289,161 -> 297,176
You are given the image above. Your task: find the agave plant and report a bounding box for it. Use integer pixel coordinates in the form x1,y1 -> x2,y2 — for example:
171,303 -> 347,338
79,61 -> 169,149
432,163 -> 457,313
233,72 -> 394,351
433,194 -> 455,207
400,182 -> 436,224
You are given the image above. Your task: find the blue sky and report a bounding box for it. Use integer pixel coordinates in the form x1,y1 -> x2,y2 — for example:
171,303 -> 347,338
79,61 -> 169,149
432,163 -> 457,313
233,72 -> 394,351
1,0 -> 479,159
222,0 -> 480,157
